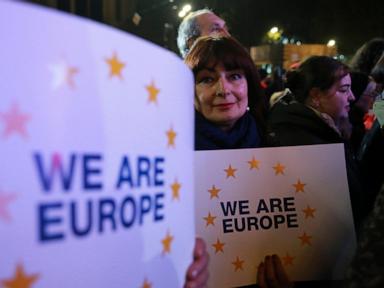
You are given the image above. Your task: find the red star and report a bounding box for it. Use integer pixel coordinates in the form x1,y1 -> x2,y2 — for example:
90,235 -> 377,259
0,103 -> 31,139
0,191 -> 17,222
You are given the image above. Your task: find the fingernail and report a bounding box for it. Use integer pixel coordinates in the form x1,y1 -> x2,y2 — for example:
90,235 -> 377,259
191,269 -> 198,278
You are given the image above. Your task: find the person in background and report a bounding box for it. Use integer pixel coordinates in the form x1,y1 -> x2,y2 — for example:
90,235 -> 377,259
267,56 -> 369,229
349,71 -> 379,152
177,9 -> 229,58
349,38 -> 384,75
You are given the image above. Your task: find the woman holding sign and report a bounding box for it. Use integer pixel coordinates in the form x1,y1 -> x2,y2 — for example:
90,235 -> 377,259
184,36 -> 292,288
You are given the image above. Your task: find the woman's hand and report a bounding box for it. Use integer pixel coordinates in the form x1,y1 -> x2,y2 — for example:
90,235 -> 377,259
184,237 -> 209,288
257,254 -> 293,288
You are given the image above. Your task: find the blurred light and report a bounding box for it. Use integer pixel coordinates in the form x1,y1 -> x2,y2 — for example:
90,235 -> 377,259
169,0 -> 174,2
327,39 -> 336,47
183,4 -> 192,13
296,41 -> 301,45
178,10 -> 186,18
172,5 -> 177,10
339,54 -> 345,60
270,27 -> 279,34
178,3 -> 192,18
282,37 -> 288,45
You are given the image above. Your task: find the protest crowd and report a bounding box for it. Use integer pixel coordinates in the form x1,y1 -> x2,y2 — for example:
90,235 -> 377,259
179,9 -> 384,288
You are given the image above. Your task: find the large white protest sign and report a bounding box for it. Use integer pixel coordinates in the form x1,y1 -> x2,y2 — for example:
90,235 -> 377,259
0,1 -> 195,287
195,144 -> 356,287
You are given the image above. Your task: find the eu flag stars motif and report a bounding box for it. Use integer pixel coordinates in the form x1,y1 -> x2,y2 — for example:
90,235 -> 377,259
224,164 -> 237,178
273,162 -> 285,175
166,126 -> 177,148
0,103 -> 30,139
146,80 -> 160,104
293,179 -> 306,193
208,185 -> 221,199
170,179 -> 181,201
1,263 -> 40,288
105,52 -> 125,79
195,145 -> 356,286
161,231 -> 174,254
0,190 -> 17,222
48,59 -> 78,90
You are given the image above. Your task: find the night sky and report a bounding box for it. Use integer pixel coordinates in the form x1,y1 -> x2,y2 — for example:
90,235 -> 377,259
132,0 -> 384,57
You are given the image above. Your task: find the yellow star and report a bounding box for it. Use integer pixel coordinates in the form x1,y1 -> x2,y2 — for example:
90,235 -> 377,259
224,164 -> 237,178
282,253 -> 295,266
141,278 -> 152,288
208,185 -> 221,199
298,232 -> 312,246
212,238 -> 225,254
170,179 -> 181,200
231,256 -> 244,272
1,263 -> 39,288
247,156 -> 260,170
161,231 -> 174,254
166,127 -> 177,148
302,205 -> 316,219
105,52 -> 125,79
203,212 -> 216,226
146,80 -> 160,104
273,162 -> 285,175
293,179 -> 306,193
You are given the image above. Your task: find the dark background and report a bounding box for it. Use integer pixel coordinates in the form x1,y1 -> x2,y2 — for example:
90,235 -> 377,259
27,0 -> 384,58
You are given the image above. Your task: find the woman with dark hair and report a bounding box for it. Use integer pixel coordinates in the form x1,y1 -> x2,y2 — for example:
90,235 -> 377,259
184,36 -> 292,288
184,35 -> 267,150
267,56 -> 369,229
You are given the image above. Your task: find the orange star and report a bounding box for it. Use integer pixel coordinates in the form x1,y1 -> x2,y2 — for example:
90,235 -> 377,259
170,179 -> 181,200
247,156 -> 260,170
1,263 -> 39,288
142,278 -> 152,288
302,205 -> 316,219
212,238 -> 225,254
105,52 -> 125,79
208,185 -> 221,199
166,127 -> 177,148
232,256 -> 245,271
161,231 -> 174,254
293,179 -> 306,193
298,232 -> 312,246
224,164 -> 237,178
273,162 -> 285,175
203,212 -> 216,226
282,253 -> 295,266
146,80 -> 160,104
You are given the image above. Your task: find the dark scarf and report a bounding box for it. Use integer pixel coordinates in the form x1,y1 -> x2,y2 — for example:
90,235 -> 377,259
195,110 -> 261,150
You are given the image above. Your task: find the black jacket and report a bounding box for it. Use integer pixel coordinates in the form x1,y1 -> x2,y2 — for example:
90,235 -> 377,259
267,96 -> 368,229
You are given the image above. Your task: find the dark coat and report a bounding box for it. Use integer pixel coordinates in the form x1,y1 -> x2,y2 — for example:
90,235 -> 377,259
266,96 -> 369,229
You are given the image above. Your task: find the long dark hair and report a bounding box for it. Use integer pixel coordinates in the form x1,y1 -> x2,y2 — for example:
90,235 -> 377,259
184,35 -> 266,133
286,56 -> 349,103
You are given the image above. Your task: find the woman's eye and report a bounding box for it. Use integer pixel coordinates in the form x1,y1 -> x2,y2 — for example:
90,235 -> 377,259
229,73 -> 243,80
198,77 -> 214,84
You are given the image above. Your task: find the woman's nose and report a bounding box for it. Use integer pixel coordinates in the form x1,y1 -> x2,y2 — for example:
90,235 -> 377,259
348,90 -> 355,102
215,78 -> 229,96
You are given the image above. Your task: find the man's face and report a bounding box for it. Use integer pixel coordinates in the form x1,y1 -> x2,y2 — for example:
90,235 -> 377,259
196,13 -> 229,37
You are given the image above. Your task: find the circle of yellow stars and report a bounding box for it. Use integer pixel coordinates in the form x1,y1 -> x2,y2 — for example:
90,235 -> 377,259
202,155 -> 318,273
